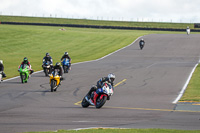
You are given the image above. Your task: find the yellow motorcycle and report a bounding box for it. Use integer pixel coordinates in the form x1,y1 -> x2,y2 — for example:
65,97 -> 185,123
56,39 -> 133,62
49,70 -> 61,92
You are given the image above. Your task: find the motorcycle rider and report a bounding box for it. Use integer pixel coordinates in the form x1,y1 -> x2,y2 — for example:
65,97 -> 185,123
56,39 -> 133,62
0,60 -> 6,81
42,53 -> 53,73
61,52 -> 71,70
139,38 -> 145,45
186,26 -> 190,35
52,62 -> 63,81
18,57 -> 34,75
86,73 -> 115,105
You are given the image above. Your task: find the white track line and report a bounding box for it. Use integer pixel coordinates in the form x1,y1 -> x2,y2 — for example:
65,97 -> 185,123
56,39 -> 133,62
172,59 -> 200,104
3,37 -> 142,82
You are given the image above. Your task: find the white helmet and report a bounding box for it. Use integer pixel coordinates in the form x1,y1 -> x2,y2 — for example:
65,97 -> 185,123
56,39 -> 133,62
0,60 -> 3,64
64,52 -> 68,55
108,73 -> 115,82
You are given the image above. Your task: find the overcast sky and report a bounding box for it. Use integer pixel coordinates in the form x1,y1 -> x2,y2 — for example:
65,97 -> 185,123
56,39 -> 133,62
0,0 -> 199,23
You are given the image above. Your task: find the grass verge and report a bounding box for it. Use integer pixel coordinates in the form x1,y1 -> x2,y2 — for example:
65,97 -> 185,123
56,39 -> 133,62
180,64 -> 200,102
0,24 -> 184,79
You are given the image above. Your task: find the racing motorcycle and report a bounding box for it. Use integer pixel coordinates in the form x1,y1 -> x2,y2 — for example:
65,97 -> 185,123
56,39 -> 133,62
49,70 -> 61,92
62,58 -> 70,73
139,41 -> 145,50
42,61 -> 52,76
0,71 -> 2,83
81,82 -> 114,109
19,64 -> 29,83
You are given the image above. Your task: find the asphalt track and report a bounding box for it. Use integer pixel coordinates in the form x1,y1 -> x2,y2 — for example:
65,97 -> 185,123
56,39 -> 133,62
0,34 -> 200,133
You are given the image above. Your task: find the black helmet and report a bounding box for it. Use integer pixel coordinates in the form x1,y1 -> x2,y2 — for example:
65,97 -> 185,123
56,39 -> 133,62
24,57 -> 28,63
46,53 -> 50,56
55,62 -> 60,67
64,52 -> 68,55
108,73 -> 115,82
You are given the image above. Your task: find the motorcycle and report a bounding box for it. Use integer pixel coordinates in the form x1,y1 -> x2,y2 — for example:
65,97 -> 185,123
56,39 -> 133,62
42,61 -> 52,76
62,58 -> 70,73
49,70 -> 61,92
0,71 -> 2,83
19,64 -> 29,83
139,41 -> 145,50
81,82 -> 114,109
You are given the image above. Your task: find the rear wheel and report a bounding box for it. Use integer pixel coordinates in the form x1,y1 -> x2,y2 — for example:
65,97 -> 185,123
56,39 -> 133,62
81,97 -> 90,108
96,95 -> 107,109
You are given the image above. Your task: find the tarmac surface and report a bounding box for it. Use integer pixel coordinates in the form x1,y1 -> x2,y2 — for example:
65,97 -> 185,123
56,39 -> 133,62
0,34 -> 200,133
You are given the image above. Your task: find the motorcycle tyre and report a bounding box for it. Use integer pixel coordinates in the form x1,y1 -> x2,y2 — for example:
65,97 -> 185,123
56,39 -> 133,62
140,44 -> 144,50
51,80 -> 56,92
96,95 -> 107,109
20,74 -> 26,83
81,97 -> 90,108
44,68 -> 48,76
63,66 -> 68,73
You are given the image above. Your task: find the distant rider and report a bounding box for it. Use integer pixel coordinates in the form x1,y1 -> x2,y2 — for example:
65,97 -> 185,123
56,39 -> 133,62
186,26 -> 190,35
0,60 -> 6,81
139,38 -> 145,45
61,52 -> 71,69
52,62 -> 63,81
42,53 -> 53,73
86,73 -> 115,105
18,57 -> 34,75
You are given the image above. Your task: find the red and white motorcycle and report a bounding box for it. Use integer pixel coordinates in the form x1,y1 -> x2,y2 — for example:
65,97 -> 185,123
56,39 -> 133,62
81,82 -> 114,109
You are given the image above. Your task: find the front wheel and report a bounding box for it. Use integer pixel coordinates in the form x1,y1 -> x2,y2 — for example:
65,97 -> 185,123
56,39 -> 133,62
140,44 -> 144,50
63,65 -> 68,73
44,68 -> 49,76
50,80 -> 57,92
20,74 -> 26,83
96,95 -> 107,109
81,97 -> 90,108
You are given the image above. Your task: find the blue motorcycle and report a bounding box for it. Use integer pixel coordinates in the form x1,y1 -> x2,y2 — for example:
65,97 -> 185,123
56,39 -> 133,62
62,58 -> 70,73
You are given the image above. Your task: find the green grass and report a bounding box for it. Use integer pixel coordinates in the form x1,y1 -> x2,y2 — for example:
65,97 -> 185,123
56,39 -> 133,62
0,24 -> 185,79
0,15 -> 196,29
24,128 -> 200,133
180,64 -> 200,102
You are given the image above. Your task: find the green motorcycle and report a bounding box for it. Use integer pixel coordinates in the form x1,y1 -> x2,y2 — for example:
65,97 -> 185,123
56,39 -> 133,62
19,64 -> 29,83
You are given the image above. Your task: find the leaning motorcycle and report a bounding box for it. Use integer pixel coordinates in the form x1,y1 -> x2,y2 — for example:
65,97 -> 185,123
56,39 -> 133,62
19,64 -> 29,83
81,82 -> 114,109
49,70 -> 61,92
62,58 -> 70,73
139,41 -> 145,50
42,61 -> 51,76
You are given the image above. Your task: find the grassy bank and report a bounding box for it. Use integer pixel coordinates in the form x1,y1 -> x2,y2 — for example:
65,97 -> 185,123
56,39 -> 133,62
0,15 -> 195,29
25,128 -> 200,133
0,24 -> 153,79
180,64 -> 200,102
